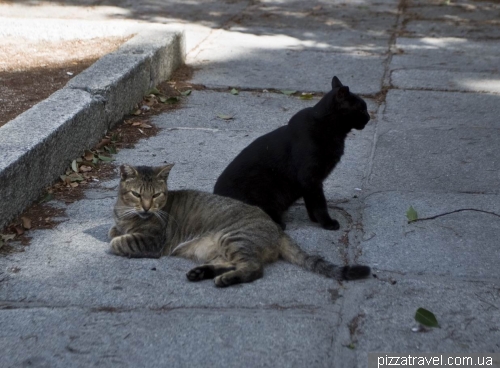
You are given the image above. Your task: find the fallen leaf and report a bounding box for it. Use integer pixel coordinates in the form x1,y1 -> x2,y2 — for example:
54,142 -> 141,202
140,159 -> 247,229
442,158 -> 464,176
1,233 -> 16,241
98,155 -> 114,162
95,138 -> 111,149
140,123 -> 152,129
146,87 -> 161,96
21,217 -> 31,230
71,160 -> 79,173
230,88 -> 239,95
133,109 -> 142,116
415,307 -> 439,328
68,173 -> 84,182
181,90 -> 192,96
217,114 -> 234,120
281,90 -> 297,96
132,122 -> 142,126
79,165 -> 92,172
138,129 -> 146,135
165,97 -> 180,104
104,145 -> 117,154
70,182 -> 79,188
39,193 -> 54,204
159,96 -> 167,103
300,93 -> 314,100
406,206 -> 418,222
13,225 -> 24,236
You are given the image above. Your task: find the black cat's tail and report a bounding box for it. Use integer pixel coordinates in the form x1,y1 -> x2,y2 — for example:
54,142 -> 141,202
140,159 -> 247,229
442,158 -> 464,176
278,235 -> 371,281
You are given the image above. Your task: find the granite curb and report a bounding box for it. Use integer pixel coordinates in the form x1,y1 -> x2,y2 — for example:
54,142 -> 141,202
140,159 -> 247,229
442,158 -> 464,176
0,29 -> 185,229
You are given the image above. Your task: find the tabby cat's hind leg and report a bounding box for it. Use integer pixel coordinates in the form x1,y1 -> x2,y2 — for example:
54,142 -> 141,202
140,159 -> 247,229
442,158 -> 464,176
186,263 -> 236,282
214,262 -> 264,287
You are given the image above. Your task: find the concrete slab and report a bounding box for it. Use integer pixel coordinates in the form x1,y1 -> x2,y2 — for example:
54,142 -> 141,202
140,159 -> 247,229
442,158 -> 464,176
348,277 -> 500,359
0,307 -> 341,368
235,7 -> 398,34
369,126 -> 500,193
380,89 -> 500,130
190,29 -> 386,93
392,38 -> 500,73
227,26 -> 391,54
358,191 -> 500,278
405,3 -> 500,23
404,19 -> 500,39
391,69 -> 500,94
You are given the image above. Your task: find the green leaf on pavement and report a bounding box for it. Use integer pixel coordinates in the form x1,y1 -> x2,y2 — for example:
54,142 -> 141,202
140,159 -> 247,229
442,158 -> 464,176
281,90 -> 297,96
415,307 -> 439,328
230,88 -> 239,95
406,206 -> 418,223
181,90 -> 192,96
71,160 -> 78,173
300,93 -> 314,100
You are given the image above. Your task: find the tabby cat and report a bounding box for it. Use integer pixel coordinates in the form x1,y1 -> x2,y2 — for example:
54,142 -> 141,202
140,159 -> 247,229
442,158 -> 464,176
214,76 -> 370,231
109,164 -> 370,287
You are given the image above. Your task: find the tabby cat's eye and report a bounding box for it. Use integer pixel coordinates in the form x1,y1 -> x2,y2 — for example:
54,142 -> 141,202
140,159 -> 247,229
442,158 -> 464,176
153,193 -> 162,198
131,191 -> 141,198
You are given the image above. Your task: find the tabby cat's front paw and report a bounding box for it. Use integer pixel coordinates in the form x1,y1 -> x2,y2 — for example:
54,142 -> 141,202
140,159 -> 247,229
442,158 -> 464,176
108,226 -> 121,239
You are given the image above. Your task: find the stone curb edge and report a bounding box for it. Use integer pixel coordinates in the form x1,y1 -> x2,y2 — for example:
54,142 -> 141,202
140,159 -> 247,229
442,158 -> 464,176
0,30 -> 186,229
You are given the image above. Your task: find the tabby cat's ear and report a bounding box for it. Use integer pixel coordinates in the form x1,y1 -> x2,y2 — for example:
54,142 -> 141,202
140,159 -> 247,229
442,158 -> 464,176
331,76 -> 343,89
156,163 -> 175,180
120,165 -> 138,180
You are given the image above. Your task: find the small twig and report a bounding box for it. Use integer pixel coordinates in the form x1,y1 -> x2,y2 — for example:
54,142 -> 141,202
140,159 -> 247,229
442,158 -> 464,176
409,208 -> 500,223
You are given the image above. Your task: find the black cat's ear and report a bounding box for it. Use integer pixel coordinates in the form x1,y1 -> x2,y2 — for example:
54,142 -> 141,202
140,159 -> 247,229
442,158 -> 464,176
120,165 -> 138,180
336,86 -> 350,101
156,163 -> 175,180
331,76 -> 343,89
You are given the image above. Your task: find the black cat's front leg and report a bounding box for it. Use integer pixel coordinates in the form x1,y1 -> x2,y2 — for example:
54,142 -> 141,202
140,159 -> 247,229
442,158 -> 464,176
303,187 -> 340,231
264,208 -> 286,230
110,233 -> 163,258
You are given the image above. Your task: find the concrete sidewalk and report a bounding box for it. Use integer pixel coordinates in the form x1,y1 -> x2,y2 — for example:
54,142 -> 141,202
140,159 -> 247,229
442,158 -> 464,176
1,0 -> 500,367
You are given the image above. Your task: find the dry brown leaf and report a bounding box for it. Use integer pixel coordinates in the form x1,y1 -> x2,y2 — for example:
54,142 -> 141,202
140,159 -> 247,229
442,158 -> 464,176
70,182 -> 79,188
132,122 -> 142,126
80,165 -> 92,172
95,138 -> 111,149
140,123 -> 152,129
1,233 -> 16,241
14,225 -> 24,235
21,216 -> 32,230
83,150 -> 94,161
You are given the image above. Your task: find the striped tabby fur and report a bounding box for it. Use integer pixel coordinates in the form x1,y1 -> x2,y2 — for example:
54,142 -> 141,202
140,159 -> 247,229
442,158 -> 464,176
109,164 -> 371,287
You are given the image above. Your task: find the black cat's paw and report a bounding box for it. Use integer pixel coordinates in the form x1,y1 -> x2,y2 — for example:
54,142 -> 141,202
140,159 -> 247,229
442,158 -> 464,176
321,219 -> 340,231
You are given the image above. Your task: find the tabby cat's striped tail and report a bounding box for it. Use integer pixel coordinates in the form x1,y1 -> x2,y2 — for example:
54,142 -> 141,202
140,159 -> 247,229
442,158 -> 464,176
278,235 -> 370,281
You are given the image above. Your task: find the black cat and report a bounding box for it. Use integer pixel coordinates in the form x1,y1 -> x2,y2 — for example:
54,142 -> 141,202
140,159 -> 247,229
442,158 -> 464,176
214,76 -> 370,230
